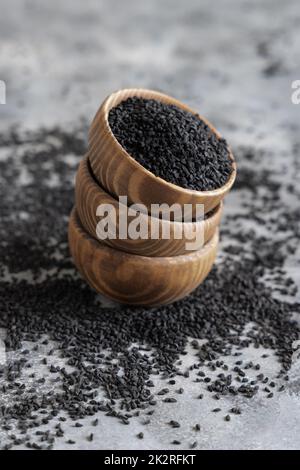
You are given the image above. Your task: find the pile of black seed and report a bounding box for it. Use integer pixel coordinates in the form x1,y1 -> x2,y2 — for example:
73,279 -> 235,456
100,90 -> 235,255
108,97 -> 233,191
0,127 -> 299,450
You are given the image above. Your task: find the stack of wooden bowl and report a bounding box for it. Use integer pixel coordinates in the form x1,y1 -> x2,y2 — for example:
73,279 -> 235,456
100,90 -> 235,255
68,89 -> 236,306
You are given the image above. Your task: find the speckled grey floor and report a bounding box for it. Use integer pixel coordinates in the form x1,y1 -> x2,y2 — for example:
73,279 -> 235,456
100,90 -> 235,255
0,0 -> 300,450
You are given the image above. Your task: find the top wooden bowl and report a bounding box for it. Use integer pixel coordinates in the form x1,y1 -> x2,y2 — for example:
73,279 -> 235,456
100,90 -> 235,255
88,88 -> 236,217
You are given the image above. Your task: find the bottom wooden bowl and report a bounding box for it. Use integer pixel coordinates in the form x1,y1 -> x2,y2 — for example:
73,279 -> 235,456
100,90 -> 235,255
69,208 -> 219,306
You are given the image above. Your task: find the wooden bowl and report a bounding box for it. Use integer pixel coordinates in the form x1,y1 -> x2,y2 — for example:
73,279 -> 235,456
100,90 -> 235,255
87,88 -> 236,217
75,156 -> 223,257
68,207 -> 219,306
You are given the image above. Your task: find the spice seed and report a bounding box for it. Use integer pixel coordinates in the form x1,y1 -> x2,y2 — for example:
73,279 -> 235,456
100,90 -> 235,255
108,97 -> 233,191
0,129 -> 298,449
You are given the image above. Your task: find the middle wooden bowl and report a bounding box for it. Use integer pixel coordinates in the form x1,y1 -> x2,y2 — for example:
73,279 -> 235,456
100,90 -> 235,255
87,88 -> 236,217
68,207 -> 219,306
75,156 -> 223,257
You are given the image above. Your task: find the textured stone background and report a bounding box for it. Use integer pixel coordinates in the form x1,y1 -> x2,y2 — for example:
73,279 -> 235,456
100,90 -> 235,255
0,0 -> 300,450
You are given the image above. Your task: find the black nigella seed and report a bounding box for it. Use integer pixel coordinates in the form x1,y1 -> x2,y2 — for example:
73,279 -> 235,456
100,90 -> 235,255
0,128 -> 298,450
168,420 -> 180,428
137,432 -> 144,439
163,398 -> 177,403
157,388 -> 169,396
108,97 -> 233,191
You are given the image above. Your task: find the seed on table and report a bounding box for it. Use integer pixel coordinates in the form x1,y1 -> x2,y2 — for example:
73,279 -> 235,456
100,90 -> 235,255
157,388 -> 169,396
0,128 -> 298,449
168,420 -> 180,428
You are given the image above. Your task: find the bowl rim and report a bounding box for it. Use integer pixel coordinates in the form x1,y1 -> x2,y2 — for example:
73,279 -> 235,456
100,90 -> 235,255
89,87 -> 237,198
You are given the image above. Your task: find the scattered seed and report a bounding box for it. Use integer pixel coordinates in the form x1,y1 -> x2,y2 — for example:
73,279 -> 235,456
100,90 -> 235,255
0,129 -> 298,450
163,398 -> 177,403
168,420 -> 180,428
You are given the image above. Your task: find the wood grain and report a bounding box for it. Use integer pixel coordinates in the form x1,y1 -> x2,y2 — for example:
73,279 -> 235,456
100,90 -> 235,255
75,156 -> 223,257
68,207 -> 219,306
87,88 -> 236,218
